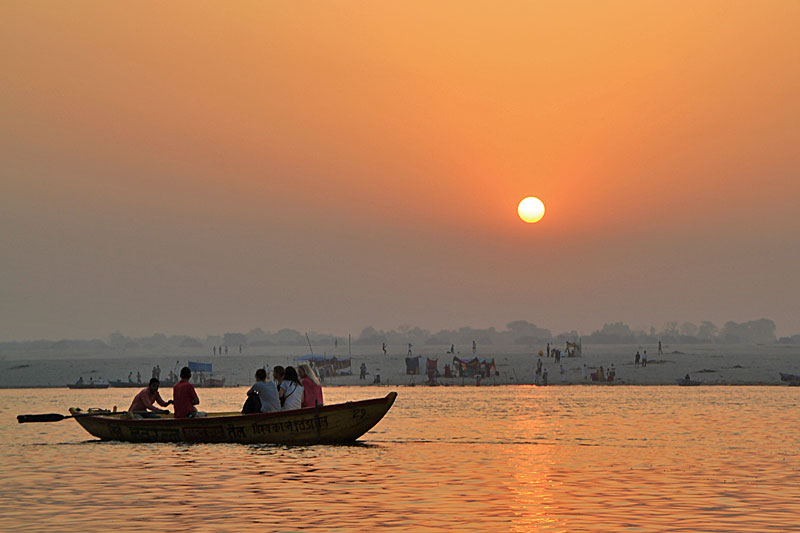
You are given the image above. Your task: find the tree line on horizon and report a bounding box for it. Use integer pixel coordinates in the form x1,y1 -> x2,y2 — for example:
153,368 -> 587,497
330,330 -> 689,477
1,318 -> 796,352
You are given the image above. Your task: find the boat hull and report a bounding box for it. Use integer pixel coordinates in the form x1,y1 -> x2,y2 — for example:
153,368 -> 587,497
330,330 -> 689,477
69,392 -> 396,444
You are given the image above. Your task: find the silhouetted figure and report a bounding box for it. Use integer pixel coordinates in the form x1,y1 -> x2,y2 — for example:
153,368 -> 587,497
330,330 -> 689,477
136,371 -> 141,384
547,342 -> 550,358
658,341 -> 663,355
472,340 -> 476,355
213,345 -> 217,355
225,345 -> 228,355
407,343 -> 412,356
382,342 -> 387,355
239,344 -> 242,354
635,351 -> 640,367
642,350 -> 648,367
360,362 -> 367,380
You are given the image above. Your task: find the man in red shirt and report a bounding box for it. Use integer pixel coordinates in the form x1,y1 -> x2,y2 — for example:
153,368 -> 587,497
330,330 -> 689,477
173,366 -> 200,418
129,378 -> 172,415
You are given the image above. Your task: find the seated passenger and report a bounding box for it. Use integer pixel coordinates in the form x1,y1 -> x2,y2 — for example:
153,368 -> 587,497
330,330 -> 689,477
280,366 -> 304,411
173,366 -> 200,418
129,378 -> 173,416
243,368 -> 281,414
273,365 -> 286,406
298,363 -> 323,408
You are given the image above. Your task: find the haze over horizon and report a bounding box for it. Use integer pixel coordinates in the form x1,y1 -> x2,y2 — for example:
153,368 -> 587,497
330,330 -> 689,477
2,2 -> 799,342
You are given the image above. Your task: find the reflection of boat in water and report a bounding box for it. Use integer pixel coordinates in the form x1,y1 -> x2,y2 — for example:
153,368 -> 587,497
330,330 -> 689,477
66,392 -> 397,444
67,383 -> 109,389
677,378 -> 702,386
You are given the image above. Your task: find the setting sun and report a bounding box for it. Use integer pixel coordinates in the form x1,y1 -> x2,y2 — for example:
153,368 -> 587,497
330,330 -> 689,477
518,197 -> 545,223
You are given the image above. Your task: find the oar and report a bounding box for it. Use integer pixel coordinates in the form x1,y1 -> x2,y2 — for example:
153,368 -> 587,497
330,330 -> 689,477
17,410 -> 112,423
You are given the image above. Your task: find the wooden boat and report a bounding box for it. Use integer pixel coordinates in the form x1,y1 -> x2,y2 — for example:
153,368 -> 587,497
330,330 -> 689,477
67,383 -> 110,389
67,392 -> 397,444
109,380 -> 144,388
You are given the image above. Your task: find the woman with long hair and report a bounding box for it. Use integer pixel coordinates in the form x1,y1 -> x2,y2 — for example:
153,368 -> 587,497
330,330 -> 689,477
298,363 -> 324,407
280,366 -> 304,411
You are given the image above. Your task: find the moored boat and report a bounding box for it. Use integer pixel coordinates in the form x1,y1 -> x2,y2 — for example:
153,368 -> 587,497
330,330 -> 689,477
109,380 -> 144,388
779,372 -> 800,383
67,383 -> 110,389
67,392 -> 397,444
677,378 -> 702,386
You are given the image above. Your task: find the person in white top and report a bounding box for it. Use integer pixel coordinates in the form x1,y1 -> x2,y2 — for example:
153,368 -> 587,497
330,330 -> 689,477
280,366 -> 304,411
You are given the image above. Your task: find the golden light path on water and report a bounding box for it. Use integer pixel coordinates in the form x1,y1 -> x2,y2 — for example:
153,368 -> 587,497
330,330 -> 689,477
1,386 -> 798,531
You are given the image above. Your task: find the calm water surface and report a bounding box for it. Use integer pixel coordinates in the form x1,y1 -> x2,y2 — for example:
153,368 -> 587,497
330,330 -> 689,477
1,386 -> 798,531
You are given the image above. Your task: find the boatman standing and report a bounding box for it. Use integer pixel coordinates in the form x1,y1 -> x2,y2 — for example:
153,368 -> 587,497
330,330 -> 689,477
129,378 -> 172,416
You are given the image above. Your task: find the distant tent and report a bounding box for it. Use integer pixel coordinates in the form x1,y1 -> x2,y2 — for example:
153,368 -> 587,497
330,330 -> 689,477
405,357 -> 421,375
188,361 -> 212,373
426,358 -> 439,378
566,340 -> 582,357
452,356 -> 497,377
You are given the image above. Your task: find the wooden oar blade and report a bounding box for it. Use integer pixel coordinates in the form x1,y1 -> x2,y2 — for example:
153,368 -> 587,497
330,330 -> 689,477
17,413 -> 67,423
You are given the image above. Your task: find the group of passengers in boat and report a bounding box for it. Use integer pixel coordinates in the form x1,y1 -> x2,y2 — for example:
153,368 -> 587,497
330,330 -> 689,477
127,363 -> 323,418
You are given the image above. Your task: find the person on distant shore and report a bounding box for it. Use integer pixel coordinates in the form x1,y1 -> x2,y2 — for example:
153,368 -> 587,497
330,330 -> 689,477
658,341 -> 663,355
225,345 -> 228,355
472,340 -> 476,355
129,378 -> 172,416
360,362 -> 367,380
213,345 -> 217,355
542,368 -> 548,386
173,366 -> 200,418
136,371 -> 141,384
280,366 -> 304,411
77,376 -> 84,385
547,342 -> 550,358
642,350 -> 648,367
407,343 -> 413,356
243,368 -> 280,414
128,372 -> 133,382
155,365 -> 161,379
299,363 -> 323,408
635,351 -> 641,367
382,342 -> 387,355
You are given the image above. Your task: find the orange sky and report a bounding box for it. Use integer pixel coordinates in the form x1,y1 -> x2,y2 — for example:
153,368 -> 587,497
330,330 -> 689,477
1,1 -> 799,340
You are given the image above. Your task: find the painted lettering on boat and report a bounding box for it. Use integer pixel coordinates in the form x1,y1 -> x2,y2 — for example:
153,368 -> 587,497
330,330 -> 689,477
249,416 -> 329,435
130,427 -> 182,441
352,408 -> 366,419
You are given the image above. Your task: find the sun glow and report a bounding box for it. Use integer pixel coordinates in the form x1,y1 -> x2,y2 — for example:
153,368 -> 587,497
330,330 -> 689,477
518,197 -> 545,223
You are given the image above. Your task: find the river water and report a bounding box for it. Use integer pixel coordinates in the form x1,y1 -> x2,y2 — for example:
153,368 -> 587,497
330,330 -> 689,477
1,386 -> 798,531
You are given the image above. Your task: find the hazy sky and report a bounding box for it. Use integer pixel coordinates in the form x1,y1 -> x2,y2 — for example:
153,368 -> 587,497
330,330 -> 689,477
2,2 -> 799,341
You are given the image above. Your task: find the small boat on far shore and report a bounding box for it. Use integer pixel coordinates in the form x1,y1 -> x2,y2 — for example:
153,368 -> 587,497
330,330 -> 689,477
109,380 -> 143,388
780,373 -> 800,385
67,383 -> 110,389
677,378 -> 702,386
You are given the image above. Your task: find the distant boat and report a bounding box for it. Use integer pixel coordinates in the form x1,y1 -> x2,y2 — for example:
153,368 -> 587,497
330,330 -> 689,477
67,383 -> 109,389
779,373 -> 800,384
677,378 -> 702,386
109,380 -> 144,388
